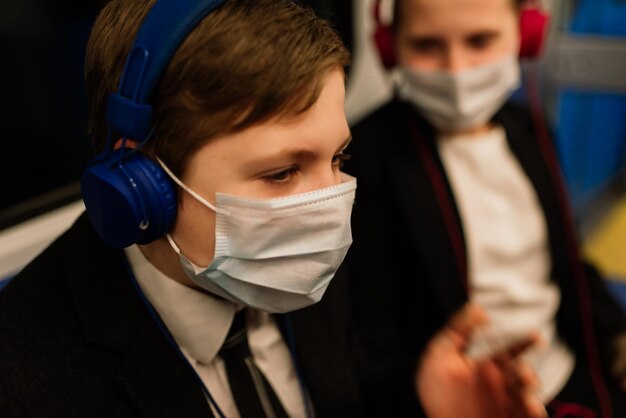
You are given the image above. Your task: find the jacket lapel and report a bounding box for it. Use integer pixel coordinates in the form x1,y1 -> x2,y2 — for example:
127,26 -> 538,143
386,101 -> 468,314
274,267 -> 362,418
63,214 -> 213,418
115,325 -> 214,418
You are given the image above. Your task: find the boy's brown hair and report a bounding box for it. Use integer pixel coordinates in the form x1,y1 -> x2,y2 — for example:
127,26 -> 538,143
86,0 -> 350,178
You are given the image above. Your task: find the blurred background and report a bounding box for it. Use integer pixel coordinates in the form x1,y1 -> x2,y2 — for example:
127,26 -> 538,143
1,0 -> 626,301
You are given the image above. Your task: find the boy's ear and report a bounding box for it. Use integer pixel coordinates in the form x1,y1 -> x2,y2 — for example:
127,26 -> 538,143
113,138 -> 140,150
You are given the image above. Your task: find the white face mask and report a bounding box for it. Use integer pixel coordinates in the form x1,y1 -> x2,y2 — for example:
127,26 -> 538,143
394,54 -> 521,131
158,159 -> 356,313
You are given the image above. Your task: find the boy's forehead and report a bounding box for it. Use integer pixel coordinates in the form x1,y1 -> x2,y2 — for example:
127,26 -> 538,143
401,0 -> 512,12
397,0 -> 515,37
400,0 -> 513,24
187,68 -> 349,164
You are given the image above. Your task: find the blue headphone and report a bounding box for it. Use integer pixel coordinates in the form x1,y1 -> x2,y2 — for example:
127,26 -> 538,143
81,0 -> 226,248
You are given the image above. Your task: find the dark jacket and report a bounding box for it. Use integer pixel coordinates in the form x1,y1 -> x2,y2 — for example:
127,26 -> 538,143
345,99 -> 626,417
0,213 -> 361,418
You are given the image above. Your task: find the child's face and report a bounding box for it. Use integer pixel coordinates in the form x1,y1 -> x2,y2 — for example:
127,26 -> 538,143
395,0 -> 520,72
169,68 -> 351,268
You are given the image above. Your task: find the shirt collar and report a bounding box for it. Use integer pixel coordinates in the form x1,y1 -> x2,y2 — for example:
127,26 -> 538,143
124,245 -> 237,365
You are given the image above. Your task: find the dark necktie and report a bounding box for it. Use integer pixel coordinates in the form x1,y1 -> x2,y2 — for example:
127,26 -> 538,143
219,310 -> 289,418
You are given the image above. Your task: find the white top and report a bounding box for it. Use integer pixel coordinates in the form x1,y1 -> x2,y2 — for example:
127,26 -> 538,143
124,245 -> 307,418
437,125 -> 575,402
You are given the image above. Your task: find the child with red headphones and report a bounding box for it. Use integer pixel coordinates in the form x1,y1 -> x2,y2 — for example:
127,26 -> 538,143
345,0 -> 626,417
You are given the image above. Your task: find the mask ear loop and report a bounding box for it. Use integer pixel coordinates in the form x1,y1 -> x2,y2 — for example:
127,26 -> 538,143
156,157 -> 229,216
157,156 -> 230,267
165,233 -> 183,255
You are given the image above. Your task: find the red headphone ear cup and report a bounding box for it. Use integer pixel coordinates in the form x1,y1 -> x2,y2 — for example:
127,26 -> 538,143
374,24 -> 397,69
372,0 -> 396,69
519,7 -> 550,59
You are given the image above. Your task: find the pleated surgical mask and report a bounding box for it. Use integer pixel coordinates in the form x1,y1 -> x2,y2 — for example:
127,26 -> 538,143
158,158 -> 356,313
395,54 -> 521,132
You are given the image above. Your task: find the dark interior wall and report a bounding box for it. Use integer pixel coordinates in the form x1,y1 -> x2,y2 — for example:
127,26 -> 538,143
0,0 -> 104,220
0,0 -> 354,228
301,0 -> 354,52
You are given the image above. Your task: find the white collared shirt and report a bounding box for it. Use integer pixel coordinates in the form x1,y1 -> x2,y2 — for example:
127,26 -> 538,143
124,245 -> 307,417
438,125 -> 575,402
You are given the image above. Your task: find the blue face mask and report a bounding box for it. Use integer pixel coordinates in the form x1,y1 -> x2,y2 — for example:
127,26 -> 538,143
159,158 -> 357,313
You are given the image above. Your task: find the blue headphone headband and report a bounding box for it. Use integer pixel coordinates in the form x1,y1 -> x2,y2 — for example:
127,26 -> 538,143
82,0 -> 227,248
107,0 -> 227,140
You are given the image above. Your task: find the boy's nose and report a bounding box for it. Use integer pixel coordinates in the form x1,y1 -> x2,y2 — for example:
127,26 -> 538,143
443,45 -> 469,73
310,168 -> 342,191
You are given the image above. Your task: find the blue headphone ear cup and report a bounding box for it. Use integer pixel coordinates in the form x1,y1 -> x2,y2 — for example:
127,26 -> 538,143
130,155 -> 178,243
81,151 -> 177,248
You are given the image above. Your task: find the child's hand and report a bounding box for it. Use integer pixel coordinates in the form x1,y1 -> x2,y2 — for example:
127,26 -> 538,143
610,332 -> 626,392
416,304 -> 546,418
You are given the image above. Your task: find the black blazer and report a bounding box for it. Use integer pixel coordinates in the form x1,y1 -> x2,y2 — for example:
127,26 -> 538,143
344,99 -> 626,417
0,214 -> 362,417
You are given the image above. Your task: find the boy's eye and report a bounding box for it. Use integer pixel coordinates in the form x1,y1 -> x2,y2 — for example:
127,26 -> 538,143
467,32 -> 498,50
332,152 -> 351,168
409,38 -> 443,54
262,167 -> 298,184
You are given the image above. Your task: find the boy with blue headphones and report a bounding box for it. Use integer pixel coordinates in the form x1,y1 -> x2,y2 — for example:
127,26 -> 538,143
0,1 -> 544,417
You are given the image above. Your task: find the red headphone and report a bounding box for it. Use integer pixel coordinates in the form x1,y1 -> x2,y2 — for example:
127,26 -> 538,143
373,0 -> 550,69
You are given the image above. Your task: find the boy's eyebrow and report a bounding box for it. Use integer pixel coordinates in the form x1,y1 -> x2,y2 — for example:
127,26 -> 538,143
465,29 -> 500,38
275,134 -> 352,160
270,134 -> 353,160
245,134 -> 353,174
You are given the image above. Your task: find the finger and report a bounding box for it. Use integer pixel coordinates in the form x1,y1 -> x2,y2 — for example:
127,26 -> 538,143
506,359 -> 544,404
504,360 -> 547,418
506,378 -> 546,418
612,355 -> 626,378
492,332 -> 542,368
512,386 -> 547,418
610,334 -> 626,384
506,359 -> 538,389
516,393 -> 547,418
435,304 -> 489,351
